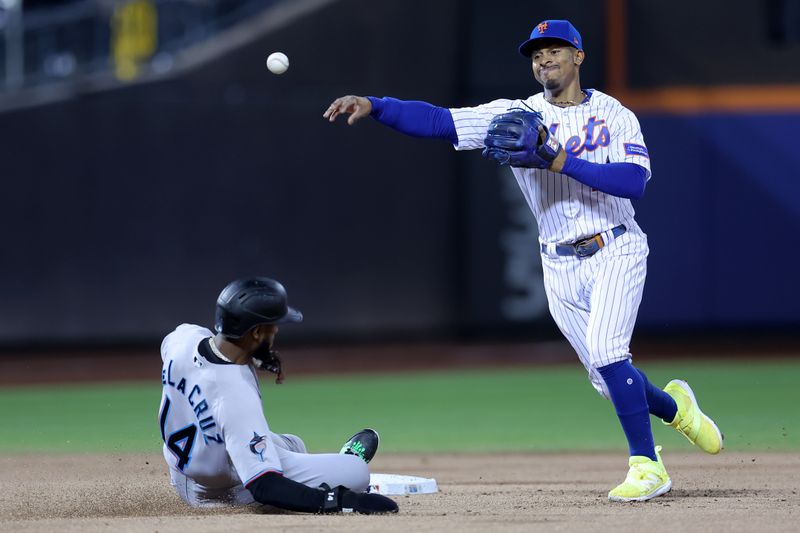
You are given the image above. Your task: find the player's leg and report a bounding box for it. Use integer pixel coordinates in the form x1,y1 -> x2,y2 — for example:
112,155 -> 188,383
540,255 -> 599,389
584,237 -> 670,501
584,233 -> 721,454
270,432 -> 308,453
168,467 -> 255,507
168,468 -> 203,507
276,447 -> 370,492
585,247 -> 656,459
543,252 -> 667,501
542,244 -> 668,442
635,367 -> 677,423
583,231 -> 675,418
268,429 -> 382,492
543,250 -> 669,501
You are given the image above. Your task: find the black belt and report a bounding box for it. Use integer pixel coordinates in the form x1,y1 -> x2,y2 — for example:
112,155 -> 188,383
541,224 -> 627,258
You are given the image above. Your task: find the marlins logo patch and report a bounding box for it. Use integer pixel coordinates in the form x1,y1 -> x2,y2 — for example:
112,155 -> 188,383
249,432 -> 267,461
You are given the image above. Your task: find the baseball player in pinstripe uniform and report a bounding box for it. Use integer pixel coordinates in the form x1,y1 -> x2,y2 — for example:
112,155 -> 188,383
324,19 -> 723,502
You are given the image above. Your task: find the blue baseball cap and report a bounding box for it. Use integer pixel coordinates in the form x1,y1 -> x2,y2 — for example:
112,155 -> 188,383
518,20 -> 583,57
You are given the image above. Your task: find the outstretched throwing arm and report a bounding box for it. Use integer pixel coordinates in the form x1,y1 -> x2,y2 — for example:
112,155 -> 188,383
324,95 -> 457,143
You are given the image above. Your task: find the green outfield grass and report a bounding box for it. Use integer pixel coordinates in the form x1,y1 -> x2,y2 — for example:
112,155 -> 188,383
1,360 -> 797,454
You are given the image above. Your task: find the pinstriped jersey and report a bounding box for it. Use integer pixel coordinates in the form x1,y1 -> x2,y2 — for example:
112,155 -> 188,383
450,90 -> 651,244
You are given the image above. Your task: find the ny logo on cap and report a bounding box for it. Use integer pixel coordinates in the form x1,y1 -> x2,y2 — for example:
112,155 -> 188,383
537,22 -> 549,33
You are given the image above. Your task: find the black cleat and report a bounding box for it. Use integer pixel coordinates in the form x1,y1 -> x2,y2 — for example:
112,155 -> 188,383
339,428 -> 380,463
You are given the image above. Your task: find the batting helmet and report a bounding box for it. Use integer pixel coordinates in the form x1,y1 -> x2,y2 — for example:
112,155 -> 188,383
215,277 -> 303,338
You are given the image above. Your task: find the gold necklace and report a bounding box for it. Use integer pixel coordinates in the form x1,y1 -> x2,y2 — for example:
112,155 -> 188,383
209,337 -> 234,363
546,90 -> 587,107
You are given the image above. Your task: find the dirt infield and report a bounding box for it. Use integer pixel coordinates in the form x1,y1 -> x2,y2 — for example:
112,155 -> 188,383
2,451 -> 797,532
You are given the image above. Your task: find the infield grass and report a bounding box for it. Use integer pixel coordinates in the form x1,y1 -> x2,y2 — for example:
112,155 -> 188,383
1,360 -> 797,454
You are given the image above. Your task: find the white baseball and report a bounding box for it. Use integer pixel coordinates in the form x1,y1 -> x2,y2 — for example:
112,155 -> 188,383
266,52 -> 289,75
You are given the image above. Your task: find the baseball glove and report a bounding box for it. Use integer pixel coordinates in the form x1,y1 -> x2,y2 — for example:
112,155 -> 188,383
319,483 -> 398,514
482,110 -> 562,169
252,346 -> 284,384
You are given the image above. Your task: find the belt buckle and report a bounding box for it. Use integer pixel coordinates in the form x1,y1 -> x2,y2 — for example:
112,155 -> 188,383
574,234 -> 603,257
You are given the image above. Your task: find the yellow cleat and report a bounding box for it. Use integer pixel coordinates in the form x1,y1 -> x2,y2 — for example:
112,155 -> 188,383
663,379 -> 724,454
608,445 -> 672,502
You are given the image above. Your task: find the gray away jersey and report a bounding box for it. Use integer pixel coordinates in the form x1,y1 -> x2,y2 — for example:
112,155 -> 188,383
450,90 -> 651,244
158,324 -> 282,493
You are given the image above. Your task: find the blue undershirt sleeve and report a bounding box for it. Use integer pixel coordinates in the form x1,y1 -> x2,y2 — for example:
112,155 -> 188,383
367,96 -> 458,144
560,156 -> 648,200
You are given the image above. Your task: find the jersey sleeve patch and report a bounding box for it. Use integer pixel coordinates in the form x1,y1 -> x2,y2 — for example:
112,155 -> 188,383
624,143 -> 649,158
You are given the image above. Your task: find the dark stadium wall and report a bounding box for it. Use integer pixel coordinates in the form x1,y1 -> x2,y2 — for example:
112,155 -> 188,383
0,0 -> 798,344
0,0 -> 463,343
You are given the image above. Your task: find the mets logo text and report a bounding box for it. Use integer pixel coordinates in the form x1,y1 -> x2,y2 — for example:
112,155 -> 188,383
549,116 -> 610,156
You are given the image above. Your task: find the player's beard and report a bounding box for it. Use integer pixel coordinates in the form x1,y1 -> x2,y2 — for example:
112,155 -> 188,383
544,78 -> 561,91
252,339 -> 277,359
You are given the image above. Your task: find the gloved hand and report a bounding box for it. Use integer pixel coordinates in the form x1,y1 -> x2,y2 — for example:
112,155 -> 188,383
252,345 -> 284,384
482,109 -> 562,169
319,484 -> 399,514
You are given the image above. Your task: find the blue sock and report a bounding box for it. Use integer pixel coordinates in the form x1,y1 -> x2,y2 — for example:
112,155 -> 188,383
597,360 -> 656,461
636,368 -> 678,423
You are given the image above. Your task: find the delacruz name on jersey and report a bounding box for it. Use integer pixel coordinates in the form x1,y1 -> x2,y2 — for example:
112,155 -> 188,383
158,323 -> 282,493
449,89 -> 651,244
